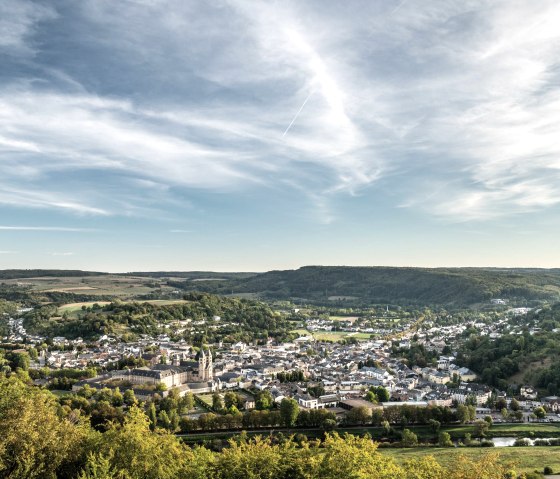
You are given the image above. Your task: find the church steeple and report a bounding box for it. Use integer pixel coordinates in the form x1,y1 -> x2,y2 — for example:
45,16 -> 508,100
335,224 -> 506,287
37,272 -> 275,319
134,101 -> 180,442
198,347 -> 213,381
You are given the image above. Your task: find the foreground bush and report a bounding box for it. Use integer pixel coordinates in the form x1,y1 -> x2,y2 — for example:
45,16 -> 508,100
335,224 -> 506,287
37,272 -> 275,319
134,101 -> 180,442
0,377 -> 519,479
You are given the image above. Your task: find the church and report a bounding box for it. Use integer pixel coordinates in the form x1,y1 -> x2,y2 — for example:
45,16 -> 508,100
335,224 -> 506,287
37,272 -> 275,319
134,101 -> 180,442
111,347 -> 215,393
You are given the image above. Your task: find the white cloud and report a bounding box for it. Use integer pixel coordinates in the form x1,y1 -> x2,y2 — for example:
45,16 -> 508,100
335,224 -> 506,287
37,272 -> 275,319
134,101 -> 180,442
1,0 -> 560,223
0,0 -> 56,53
50,252 -> 74,256
0,226 -> 96,232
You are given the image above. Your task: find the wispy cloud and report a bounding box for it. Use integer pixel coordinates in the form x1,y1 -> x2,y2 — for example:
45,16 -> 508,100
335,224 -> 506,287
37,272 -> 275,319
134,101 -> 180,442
1,0 -> 560,225
0,226 -> 97,232
50,252 -> 74,256
0,0 -> 56,53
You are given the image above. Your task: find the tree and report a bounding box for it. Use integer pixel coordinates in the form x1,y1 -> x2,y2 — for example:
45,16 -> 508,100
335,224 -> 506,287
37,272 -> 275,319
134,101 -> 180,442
280,398 -> 299,427
97,406 -> 195,479
457,404 -> 470,424
123,389 -> 137,406
346,406 -> 371,425
182,392 -> 194,412
401,428 -> 418,447
316,433 -> 404,479
224,391 -> 241,410
365,390 -> 378,403
495,397 -> 507,411
148,403 -> 157,431
169,410 -> 180,432
474,419 -> 490,438
370,386 -> 390,402
429,419 -> 441,434
255,390 -> 273,410
438,431 -> 453,447
112,388 -> 124,407
77,452 -> 121,479
158,410 -> 171,429
212,392 -> 223,412
382,419 -> 391,435
534,406 -> 546,419
9,351 -> 30,371
0,376 -> 89,479
510,398 -> 520,411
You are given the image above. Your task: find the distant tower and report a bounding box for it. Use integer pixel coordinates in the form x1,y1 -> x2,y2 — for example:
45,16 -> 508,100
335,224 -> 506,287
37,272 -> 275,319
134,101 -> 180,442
206,349 -> 213,381
198,349 -> 206,381
198,347 -> 213,381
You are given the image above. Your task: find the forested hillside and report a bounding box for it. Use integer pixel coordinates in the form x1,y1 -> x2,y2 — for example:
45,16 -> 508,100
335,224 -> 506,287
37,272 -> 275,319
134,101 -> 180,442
3,266 -> 560,306
23,293 -> 292,343
458,303 -> 560,393
0,269 -> 104,279
175,266 -> 560,306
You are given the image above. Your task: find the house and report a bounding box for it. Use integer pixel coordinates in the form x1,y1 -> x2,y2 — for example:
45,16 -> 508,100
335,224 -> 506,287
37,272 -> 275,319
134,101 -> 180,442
520,385 -> 538,400
543,396 -> 560,412
296,393 -> 319,409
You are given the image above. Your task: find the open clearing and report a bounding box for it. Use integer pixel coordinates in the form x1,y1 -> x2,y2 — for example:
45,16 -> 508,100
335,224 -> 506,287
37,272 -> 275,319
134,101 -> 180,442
5,275 -> 175,297
328,315 -> 360,324
57,299 -> 190,315
291,329 -> 372,342
381,445 -> 560,475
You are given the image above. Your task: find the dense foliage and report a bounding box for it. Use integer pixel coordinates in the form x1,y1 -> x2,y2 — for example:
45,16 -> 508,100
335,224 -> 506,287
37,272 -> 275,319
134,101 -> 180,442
23,293 -> 293,343
173,266 -> 560,305
0,270 -> 104,280
458,303 -> 560,393
0,376 -> 522,479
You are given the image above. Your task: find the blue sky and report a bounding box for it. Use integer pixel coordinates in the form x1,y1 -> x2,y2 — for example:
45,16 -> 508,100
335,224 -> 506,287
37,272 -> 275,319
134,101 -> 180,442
1,0 -> 560,272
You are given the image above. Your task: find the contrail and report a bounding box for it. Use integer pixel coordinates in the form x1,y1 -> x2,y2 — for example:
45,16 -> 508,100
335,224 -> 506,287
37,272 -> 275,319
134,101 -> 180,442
282,91 -> 313,138
389,0 -> 406,16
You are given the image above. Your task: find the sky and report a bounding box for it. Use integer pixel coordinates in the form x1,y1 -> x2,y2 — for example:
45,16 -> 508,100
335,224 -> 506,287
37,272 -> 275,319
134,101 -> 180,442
1,0 -> 560,272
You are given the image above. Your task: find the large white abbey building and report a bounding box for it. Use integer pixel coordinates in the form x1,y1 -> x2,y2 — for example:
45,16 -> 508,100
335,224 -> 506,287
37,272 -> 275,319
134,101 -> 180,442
111,347 -> 214,392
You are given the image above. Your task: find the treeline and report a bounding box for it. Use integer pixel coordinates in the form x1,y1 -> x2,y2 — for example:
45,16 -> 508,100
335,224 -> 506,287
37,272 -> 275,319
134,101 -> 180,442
0,269 -> 104,279
0,376 -> 523,479
0,284 -> 113,308
458,304 -> 560,393
172,266 -> 560,305
23,293 -> 293,342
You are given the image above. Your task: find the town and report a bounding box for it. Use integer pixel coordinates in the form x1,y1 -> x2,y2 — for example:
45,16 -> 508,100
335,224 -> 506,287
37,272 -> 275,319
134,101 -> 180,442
3,295 -> 560,438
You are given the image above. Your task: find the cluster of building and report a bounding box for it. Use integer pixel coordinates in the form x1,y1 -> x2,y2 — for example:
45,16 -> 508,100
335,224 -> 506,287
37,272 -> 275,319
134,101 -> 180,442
4,304 -> 559,419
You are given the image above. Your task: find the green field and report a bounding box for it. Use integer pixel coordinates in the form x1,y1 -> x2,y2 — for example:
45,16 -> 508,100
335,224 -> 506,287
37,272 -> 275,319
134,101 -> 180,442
57,299 -> 190,317
381,446 -> 560,475
291,329 -> 372,342
6,274 -> 175,298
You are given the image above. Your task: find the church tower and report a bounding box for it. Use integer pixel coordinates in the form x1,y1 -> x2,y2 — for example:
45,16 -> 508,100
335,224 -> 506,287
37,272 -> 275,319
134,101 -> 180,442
206,348 -> 213,380
198,347 -> 213,381
198,349 -> 207,381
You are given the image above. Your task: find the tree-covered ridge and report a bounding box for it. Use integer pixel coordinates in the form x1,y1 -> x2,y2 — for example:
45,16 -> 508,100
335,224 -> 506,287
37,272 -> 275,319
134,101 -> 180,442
4,266 -> 560,306
0,270 -> 104,279
173,266 -> 560,305
458,303 -> 560,394
23,293 -> 292,342
0,376 -> 520,479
